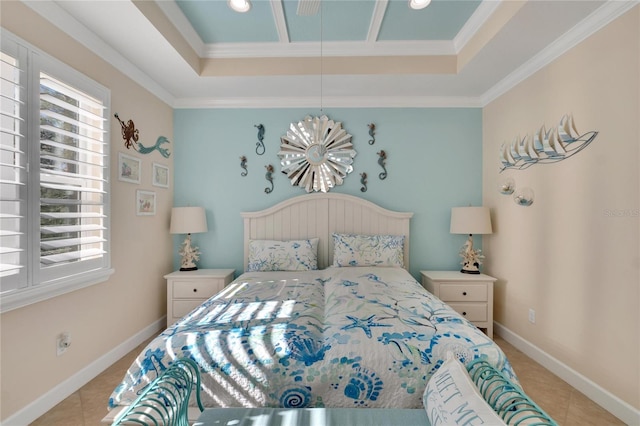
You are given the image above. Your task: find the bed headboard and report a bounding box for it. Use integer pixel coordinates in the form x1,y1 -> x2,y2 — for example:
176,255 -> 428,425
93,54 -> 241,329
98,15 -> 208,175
241,193 -> 413,271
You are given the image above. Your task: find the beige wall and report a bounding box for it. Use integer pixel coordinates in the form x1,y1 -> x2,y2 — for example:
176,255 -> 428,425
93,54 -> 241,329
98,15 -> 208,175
0,2 -> 174,421
483,6 -> 639,411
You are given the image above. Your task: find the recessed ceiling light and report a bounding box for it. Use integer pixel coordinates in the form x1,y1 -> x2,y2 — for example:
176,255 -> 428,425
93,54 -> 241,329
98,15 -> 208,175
409,0 -> 431,10
228,0 -> 251,13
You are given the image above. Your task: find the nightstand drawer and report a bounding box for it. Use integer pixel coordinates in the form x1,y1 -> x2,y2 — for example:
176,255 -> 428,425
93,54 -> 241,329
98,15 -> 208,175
439,284 -> 487,302
420,271 -> 496,339
448,303 -> 487,321
166,269 -> 235,328
172,279 -> 223,299
173,299 -> 205,318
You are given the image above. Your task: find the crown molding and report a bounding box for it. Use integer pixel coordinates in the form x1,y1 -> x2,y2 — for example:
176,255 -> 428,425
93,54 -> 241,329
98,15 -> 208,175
154,0 -> 206,56
166,0 -> 487,59
203,39 -> 455,59
481,0 -> 638,106
453,0 -> 502,52
23,0 -> 176,106
23,0 -> 635,110
173,95 -> 482,109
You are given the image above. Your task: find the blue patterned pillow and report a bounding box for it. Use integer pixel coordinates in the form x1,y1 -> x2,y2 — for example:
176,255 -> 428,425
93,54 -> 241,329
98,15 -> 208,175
247,238 -> 319,272
331,233 -> 404,267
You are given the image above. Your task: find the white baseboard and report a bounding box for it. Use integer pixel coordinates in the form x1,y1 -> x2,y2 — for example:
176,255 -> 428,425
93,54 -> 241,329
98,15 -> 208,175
494,322 -> 640,426
3,317 -> 165,426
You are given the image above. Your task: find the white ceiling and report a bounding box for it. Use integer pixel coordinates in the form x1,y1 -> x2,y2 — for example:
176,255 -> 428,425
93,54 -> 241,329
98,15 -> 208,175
22,0 -> 634,108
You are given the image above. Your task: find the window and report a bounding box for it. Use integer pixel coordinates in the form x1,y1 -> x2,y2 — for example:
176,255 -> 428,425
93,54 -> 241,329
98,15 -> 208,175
0,30 -> 112,313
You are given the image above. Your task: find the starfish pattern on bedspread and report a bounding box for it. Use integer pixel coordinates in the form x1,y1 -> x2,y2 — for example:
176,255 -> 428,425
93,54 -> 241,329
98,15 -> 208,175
341,314 -> 393,338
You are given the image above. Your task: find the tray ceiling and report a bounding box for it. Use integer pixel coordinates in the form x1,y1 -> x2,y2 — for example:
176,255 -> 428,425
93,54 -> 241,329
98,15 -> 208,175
22,0 -> 631,108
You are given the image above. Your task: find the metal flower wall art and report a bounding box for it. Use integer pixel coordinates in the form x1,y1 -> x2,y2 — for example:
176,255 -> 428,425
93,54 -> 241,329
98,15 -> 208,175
278,115 -> 356,193
499,114 -> 597,172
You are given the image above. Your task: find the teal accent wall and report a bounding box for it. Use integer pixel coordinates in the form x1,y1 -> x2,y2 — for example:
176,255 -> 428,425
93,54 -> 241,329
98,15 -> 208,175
173,108 -> 483,279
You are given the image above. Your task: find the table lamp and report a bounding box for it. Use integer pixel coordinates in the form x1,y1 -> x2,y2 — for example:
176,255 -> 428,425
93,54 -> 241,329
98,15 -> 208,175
169,206 -> 208,271
450,206 -> 492,274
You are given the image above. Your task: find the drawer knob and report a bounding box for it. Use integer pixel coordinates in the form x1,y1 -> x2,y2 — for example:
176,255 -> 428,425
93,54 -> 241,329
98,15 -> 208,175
462,311 -> 467,316
462,291 -> 467,296
193,288 -> 197,293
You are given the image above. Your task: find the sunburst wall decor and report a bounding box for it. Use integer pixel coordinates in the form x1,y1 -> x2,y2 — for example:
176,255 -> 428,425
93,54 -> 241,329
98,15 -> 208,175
278,115 -> 356,193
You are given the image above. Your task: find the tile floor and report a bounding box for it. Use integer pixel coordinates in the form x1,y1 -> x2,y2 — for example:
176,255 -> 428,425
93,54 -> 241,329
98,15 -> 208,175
28,335 -> 624,425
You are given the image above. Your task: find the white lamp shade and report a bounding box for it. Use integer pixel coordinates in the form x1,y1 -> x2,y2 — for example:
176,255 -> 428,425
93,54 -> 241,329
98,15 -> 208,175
170,207 -> 208,234
450,206 -> 492,235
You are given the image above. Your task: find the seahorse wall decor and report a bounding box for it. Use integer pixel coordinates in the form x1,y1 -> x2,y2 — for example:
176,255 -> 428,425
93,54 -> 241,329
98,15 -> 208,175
113,113 -> 171,158
264,164 -> 274,194
368,123 -> 376,145
255,124 -> 265,155
360,172 -> 368,192
240,156 -> 248,176
377,150 -> 387,180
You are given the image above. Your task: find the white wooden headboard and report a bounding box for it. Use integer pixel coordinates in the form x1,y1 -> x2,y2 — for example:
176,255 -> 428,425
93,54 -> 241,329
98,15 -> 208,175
241,193 -> 413,271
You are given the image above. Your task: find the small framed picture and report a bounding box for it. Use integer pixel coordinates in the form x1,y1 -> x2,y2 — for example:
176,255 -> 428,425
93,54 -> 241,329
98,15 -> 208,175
118,152 -> 141,184
136,190 -> 156,216
152,162 -> 169,188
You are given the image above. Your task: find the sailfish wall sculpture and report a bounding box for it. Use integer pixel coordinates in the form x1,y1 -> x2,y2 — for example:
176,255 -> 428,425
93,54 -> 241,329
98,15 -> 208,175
499,114 -> 598,172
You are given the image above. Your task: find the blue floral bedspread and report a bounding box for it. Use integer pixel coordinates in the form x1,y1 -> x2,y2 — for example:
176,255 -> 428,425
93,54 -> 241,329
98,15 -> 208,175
109,267 -> 515,409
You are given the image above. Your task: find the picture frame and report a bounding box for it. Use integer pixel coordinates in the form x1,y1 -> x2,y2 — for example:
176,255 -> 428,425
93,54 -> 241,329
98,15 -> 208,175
152,162 -> 169,188
118,152 -> 141,184
136,190 -> 156,216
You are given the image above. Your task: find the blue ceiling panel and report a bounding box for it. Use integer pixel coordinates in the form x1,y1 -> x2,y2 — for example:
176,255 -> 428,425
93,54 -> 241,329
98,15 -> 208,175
284,0 -> 376,42
378,0 -> 482,41
176,0 -> 279,43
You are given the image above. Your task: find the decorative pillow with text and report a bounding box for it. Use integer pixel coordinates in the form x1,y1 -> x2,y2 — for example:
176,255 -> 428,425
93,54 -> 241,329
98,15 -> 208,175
423,352 -> 506,426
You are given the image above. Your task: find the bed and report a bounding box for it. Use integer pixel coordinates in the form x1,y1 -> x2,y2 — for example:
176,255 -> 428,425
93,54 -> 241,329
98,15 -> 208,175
107,193 -> 525,423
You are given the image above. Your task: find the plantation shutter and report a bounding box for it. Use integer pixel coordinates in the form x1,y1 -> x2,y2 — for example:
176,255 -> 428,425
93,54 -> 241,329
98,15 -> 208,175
1,30 -> 112,312
38,72 -> 108,284
0,48 -> 28,292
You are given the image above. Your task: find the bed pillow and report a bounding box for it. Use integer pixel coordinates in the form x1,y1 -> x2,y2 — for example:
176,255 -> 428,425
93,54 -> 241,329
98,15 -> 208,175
423,352 -> 507,426
247,238 -> 319,272
332,233 -> 404,267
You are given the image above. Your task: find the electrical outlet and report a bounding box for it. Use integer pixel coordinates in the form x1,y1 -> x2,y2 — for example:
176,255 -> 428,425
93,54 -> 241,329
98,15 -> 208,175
56,332 -> 71,356
528,309 -> 536,324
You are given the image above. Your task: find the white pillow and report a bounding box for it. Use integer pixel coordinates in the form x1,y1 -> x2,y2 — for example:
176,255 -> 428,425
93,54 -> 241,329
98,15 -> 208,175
332,233 -> 404,267
247,238 -> 319,272
423,352 -> 507,426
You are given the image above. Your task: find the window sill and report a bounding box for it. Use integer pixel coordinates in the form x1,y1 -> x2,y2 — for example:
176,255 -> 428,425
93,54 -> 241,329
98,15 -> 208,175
0,268 -> 115,313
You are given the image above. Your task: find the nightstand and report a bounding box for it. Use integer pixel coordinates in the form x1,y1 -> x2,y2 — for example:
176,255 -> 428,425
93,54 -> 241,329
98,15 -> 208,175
165,269 -> 235,327
420,270 -> 496,339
